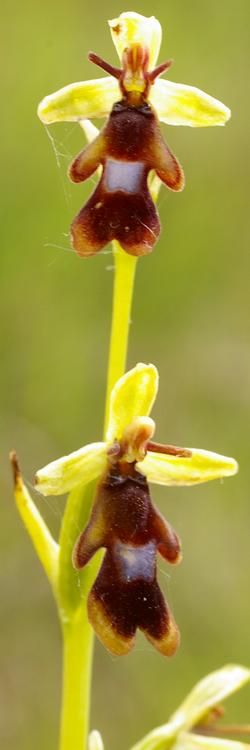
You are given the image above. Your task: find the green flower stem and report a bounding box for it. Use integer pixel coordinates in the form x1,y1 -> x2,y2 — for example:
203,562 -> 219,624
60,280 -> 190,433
104,241 -> 137,435
58,482 -> 102,750
60,609 -> 94,750
59,242 -> 137,750
58,482 -> 96,616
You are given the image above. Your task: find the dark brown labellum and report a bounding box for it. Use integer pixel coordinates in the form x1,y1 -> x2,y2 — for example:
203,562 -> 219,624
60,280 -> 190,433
68,53 -> 185,258
73,464 -> 181,656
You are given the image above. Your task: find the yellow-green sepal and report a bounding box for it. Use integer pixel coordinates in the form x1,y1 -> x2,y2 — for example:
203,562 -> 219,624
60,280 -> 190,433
38,76 -> 119,124
137,447 -> 238,486
106,363 -> 158,442
174,733 -> 250,750
109,12 -> 162,68
35,442 -> 107,496
150,79 -> 231,127
169,665 -> 250,733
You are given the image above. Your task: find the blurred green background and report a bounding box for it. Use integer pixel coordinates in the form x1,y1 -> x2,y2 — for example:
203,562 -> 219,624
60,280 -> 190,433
1,0 -> 250,748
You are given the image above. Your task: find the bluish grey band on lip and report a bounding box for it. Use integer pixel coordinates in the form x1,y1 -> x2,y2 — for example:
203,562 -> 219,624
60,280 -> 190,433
113,540 -> 156,582
104,158 -> 144,193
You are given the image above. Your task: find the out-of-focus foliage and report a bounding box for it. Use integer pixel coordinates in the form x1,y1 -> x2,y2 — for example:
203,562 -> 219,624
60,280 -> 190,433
0,1 -> 249,749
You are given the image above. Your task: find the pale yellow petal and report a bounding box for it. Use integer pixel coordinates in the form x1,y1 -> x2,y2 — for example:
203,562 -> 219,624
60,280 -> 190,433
137,448 -> 238,486
38,76 -> 119,124
150,79 -> 231,127
174,733 -> 250,750
35,442 -> 107,496
109,12 -> 161,68
169,665 -> 250,733
107,363 -> 159,443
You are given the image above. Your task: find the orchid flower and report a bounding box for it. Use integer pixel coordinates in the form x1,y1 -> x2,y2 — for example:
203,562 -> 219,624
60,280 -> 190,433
89,664 -> 250,749
35,363 -> 237,656
127,664 -> 250,750
35,363 -> 237,496
37,12 -> 230,258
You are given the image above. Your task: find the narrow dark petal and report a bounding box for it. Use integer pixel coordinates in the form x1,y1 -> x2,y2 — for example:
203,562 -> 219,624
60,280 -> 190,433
148,59 -> 173,84
88,52 -> 121,80
147,440 -> 192,458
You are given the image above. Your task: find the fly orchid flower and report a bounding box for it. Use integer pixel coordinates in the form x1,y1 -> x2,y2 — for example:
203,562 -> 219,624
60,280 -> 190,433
35,363 -> 237,657
127,664 -> 250,750
38,12 -> 230,258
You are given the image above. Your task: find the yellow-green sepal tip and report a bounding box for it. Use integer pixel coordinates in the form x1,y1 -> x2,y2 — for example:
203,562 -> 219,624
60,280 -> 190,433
109,12 -> 162,68
169,664 -> 250,733
37,77 -> 119,124
150,79 -> 231,127
106,362 -> 158,443
138,448 -> 238,486
35,442 -> 107,496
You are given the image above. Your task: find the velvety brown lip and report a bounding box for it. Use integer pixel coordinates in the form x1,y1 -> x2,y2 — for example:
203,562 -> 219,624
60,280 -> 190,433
69,89 -> 184,258
73,464 -> 181,656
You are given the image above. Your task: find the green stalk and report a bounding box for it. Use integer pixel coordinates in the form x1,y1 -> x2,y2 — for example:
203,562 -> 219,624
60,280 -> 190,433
60,611 -> 94,750
59,241 -> 137,750
104,241 -> 137,435
58,482 -> 103,750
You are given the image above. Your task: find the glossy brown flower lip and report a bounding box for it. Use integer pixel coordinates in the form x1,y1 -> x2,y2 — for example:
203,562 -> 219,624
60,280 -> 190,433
68,60 -> 184,258
73,463 -> 181,656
